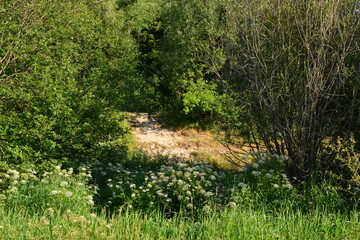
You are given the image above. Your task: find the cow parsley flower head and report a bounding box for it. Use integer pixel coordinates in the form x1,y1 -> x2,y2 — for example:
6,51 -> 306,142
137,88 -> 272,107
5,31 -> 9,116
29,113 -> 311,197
60,181 -> 68,187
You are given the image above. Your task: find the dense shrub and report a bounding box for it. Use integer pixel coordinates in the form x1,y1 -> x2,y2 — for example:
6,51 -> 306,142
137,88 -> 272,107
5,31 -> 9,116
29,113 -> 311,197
0,0 -> 136,167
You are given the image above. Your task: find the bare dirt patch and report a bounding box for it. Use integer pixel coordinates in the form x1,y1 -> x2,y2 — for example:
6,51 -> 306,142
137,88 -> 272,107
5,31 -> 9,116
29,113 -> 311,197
127,113 -> 252,168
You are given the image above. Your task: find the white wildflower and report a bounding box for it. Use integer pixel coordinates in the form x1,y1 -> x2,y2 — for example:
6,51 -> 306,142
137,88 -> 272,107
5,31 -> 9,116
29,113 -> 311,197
229,202 -> 237,208
8,169 -> 19,176
60,181 -> 68,187
50,190 -> 61,195
64,191 -> 73,197
204,192 -> 214,197
8,186 -> 18,193
47,208 -> 54,215
202,205 -> 211,212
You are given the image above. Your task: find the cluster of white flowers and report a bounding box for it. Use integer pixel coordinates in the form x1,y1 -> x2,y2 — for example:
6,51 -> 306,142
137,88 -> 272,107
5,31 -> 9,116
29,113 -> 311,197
0,165 -> 96,213
0,168 -> 39,195
242,152 -> 294,192
98,160 -> 245,212
85,195 -> 95,206
0,152 -> 295,215
84,152 -> 296,212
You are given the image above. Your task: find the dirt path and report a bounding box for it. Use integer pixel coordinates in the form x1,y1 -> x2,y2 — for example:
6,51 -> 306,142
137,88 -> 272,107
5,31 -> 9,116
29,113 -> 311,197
128,113 -> 248,167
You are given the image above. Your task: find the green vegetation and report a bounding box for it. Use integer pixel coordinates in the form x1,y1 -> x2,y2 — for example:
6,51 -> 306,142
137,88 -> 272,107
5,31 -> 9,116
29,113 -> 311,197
0,0 -> 359,238
1,156 -> 359,239
0,0 -> 136,167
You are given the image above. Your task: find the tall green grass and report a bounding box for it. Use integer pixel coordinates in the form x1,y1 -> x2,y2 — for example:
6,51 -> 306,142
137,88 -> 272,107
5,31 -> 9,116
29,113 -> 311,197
0,153 -> 359,239
0,205 -> 359,239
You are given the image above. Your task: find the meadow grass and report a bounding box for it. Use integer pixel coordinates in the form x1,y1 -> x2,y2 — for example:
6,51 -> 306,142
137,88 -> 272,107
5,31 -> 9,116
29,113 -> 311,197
0,205 -> 359,239
0,152 -> 359,239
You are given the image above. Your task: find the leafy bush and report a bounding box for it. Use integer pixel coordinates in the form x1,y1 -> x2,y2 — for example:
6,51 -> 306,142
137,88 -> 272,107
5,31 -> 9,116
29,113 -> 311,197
0,0 -> 137,167
325,135 -> 360,202
182,79 -> 230,126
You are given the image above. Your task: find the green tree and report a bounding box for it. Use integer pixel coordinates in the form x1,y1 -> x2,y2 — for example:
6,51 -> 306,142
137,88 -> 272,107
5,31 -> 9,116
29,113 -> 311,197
0,0 -> 137,167
152,0 -> 238,125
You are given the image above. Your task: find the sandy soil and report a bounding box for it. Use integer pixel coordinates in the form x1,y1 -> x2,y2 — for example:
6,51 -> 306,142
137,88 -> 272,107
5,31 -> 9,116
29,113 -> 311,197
128,113 -> 249,167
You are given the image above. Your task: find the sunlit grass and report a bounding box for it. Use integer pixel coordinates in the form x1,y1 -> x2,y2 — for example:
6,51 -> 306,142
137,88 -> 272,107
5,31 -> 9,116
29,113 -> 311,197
0,153 -> 359,239
0,205 -> 359,239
